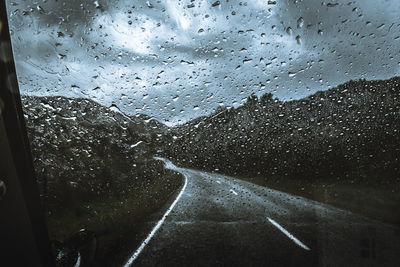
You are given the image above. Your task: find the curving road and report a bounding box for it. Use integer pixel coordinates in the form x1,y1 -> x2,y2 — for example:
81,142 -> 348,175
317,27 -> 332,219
125,158 -> 400,267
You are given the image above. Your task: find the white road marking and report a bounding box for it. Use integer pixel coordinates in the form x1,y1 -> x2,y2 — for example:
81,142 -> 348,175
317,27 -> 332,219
74,252 -> 81,267
230,189 -> 238,195
124,172 -> 188,266
267,217 -> 310,251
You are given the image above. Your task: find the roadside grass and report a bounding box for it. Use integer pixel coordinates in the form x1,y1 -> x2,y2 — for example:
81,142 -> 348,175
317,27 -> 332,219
242,175 -> 400,227
46,169 -> 183,267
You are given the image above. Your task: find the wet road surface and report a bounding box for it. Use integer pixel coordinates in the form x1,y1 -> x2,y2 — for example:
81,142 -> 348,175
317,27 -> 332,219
125,158 -> 400,267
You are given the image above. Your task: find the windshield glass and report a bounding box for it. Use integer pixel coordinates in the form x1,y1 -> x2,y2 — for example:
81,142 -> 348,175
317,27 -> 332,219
6,0 -> 400,266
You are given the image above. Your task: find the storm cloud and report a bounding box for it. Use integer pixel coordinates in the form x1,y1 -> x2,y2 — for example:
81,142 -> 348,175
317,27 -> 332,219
6,0 -> 400,125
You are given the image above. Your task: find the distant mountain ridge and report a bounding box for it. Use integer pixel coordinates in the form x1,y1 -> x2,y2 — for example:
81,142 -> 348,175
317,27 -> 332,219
161,77 -> 400,190
22,95 -> 167,139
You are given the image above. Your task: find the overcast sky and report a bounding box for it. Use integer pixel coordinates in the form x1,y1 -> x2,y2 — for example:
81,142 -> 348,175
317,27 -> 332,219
6,0 -> 400,125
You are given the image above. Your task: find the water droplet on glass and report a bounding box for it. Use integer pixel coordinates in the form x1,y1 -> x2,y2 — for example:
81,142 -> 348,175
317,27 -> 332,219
296,35 -> 301,44
94,1 -> 102,9
297,17 -> 304,29
212,1 -> 221,7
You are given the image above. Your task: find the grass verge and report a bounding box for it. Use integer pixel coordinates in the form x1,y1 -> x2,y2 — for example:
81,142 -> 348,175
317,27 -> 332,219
46,169 -> 183,267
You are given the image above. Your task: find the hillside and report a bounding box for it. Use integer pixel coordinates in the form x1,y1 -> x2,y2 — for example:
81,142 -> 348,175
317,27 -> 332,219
21,95 -> 181,266
160,77 -> 400,224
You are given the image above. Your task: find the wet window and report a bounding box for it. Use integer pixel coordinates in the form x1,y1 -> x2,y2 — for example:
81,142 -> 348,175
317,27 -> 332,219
6,0 -> 400,266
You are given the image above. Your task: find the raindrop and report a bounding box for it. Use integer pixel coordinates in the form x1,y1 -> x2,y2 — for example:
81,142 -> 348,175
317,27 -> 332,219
36,5 -> 46,14
297,17 -> 304,29
212,1 -> 221,7
243,58 -> 252,64
94,1 -> 102,9
376,24 -> 385,30
146,1 -> 154,8
296,35 -> 301,44
327,3 -> 339,7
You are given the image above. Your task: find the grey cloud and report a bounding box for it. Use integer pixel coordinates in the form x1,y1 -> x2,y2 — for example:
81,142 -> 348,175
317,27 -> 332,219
6,0 -> 400,125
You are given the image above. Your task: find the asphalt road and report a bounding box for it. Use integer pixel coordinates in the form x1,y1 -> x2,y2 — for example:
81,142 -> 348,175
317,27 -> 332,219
125,158 -> 400,267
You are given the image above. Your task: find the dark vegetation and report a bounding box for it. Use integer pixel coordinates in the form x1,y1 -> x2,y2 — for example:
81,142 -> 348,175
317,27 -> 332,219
160,77 -> 400,225
22,95 -> 182,266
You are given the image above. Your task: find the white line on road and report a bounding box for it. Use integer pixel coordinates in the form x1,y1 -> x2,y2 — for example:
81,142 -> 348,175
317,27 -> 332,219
267,217 -> 310,251
230,189 -> 238,195
74,252 -> 81,267
124,173 -> 188,266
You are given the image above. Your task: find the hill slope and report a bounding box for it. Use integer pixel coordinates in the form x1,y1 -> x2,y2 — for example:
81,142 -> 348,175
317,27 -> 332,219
160,77 -> 400,224
22,95 -> 181,266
